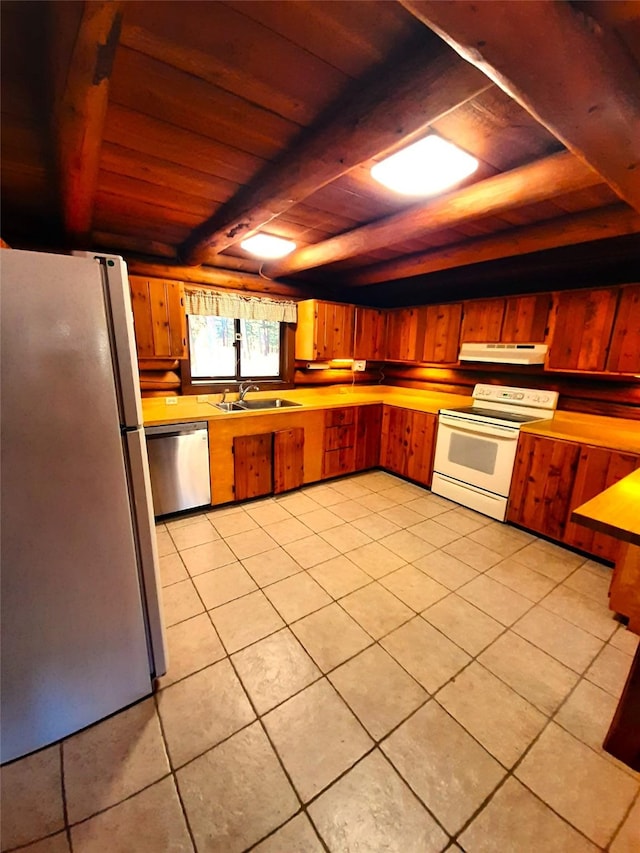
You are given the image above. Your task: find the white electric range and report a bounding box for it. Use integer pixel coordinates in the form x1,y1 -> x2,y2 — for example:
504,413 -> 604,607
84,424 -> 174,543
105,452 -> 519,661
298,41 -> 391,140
431,384 -> 558,521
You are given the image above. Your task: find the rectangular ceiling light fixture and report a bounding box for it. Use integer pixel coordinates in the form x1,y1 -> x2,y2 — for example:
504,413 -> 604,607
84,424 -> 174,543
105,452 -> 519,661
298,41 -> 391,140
240,234 -> 297,258
371,134 -> 478,196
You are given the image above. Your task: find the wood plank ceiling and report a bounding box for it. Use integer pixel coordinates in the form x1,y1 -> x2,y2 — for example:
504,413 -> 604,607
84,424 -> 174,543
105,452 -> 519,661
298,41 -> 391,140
1,0 -> 639,302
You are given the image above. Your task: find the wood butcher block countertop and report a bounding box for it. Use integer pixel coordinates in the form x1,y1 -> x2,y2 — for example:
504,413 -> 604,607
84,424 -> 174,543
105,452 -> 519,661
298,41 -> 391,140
142,385 -> 640,453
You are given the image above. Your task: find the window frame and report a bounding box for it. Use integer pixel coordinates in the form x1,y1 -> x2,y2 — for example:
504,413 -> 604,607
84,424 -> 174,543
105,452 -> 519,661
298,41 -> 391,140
180,317 -> 295,395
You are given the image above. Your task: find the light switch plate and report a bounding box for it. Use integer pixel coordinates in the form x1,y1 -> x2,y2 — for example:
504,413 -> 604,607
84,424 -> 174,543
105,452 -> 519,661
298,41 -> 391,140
165,397 -> 178,405
353,360 -> 366,372
197,394 -> 209,402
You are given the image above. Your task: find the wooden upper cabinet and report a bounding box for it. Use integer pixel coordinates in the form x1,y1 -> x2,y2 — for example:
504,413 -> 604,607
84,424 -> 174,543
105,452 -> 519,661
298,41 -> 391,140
502,294 -> 550,342
385,307 -> 424,361
547,287 -> 618,372
460,298 -> 504,343
606,285 -> 640,374
129,277 -> 187,359
295,299 -> 355,361
354,307 -> 386,361
421,303 -> 462,363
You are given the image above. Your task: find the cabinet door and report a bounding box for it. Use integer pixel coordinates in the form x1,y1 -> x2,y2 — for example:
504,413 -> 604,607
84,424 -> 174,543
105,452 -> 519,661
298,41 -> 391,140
564,447 -> 640,561
606,285 -> 640,374
273,428 -> 304,494
354,307 -> 387,361
380,407 -> 436,485
460,299 -> 504,343
502,295 -> 550,343
319,302 -> 355,360
405,411 -> 437,486
422,303 -> 462,363
355,404 -> 382,470
507,433 -> 580,540
385,307 -> 423,361
233,434 -> 273,501
130,277 -> 186,359
547,288 -> 618,371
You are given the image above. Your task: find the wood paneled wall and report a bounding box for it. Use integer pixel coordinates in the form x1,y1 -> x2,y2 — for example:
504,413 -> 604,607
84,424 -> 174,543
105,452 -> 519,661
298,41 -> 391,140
384,364 -> 640,420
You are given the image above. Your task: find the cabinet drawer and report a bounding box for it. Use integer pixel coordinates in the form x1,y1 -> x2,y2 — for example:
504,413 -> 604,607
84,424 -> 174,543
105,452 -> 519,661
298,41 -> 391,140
324,424 -> 355,452
325,407 -> 355,427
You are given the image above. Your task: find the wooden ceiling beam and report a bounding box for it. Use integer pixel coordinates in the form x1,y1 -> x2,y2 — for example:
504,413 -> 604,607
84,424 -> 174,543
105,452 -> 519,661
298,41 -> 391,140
126,261 -> 312,299
399,0 -> 640,213
54,1 -> 124,244
179,39 -> 491,265
265,151 -> 601,277
347,204 -> 640,285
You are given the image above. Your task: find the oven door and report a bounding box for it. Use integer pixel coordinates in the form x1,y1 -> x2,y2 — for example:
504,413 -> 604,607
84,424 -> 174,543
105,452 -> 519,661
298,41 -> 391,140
433,414 -> 520,497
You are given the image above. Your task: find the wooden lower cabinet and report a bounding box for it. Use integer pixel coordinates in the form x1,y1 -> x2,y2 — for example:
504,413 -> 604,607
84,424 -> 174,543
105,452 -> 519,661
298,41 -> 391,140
508,432 -> 640,560
233,433 -> 273,501
380,406 -> 437,486
507,433 -> 580,539
273,427 -> 304,494
355,404 -> 382,470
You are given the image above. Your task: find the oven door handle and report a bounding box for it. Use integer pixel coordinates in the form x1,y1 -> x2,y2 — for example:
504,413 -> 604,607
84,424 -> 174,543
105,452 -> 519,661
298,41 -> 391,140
438,414 -> 520,440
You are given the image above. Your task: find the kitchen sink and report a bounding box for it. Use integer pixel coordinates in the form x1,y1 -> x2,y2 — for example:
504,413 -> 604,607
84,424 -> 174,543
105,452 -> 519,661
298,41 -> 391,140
215,398 -> 301,412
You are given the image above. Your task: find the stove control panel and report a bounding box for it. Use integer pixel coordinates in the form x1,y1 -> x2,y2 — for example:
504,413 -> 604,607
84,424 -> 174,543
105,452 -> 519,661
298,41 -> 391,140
473,384 -> 558,410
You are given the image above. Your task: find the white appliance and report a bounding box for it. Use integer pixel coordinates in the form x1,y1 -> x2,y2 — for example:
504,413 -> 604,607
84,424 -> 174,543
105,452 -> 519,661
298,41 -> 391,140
1,249 -> 167,764
459,342 -> 548,365
432,384 -> 558,521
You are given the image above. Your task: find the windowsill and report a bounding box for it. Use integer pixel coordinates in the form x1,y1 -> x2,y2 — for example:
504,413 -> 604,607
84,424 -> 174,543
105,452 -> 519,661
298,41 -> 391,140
182,378 -> 294,396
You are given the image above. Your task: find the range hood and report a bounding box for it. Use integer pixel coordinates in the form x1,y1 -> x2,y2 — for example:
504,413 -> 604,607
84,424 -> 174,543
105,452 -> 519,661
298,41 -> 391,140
459,343 -> 548,365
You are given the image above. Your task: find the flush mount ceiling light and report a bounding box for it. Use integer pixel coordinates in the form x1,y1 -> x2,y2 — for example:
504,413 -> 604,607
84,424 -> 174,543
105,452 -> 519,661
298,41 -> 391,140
371,134 -> 479,196
240,233 -> 296,259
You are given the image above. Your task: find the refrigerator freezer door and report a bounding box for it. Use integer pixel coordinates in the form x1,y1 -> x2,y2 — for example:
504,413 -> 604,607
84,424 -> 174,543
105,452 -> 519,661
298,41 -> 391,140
1,251 -> 153,763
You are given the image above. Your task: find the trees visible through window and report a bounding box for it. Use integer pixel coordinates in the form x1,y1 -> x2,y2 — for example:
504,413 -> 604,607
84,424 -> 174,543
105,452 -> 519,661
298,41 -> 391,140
188,315 -> 282,381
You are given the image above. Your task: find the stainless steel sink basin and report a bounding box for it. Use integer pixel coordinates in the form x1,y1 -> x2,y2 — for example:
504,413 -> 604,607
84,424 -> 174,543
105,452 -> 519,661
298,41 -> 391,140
215,398 -> 301,412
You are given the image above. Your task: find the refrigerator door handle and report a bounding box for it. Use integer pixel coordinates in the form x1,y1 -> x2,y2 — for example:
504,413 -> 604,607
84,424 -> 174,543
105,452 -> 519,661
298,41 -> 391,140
77,253 -> 144,428
124,427 -> 168,677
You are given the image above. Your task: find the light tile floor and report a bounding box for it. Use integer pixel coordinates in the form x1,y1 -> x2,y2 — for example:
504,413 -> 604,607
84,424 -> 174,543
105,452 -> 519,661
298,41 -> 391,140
2,472 -> 639,853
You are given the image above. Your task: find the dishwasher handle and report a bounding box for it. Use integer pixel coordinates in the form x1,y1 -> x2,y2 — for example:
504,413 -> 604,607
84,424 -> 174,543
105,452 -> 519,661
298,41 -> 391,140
145,421 -> 208,440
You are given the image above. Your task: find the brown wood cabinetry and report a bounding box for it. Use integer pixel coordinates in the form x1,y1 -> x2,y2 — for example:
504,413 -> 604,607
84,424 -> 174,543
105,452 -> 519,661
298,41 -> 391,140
323,407 -> 356,477
385,307 -> 424,362
461,294 -> 549,344
130,276 -> 187,359
460,298 -> 504,343
421,303 -> 462,363
605,284 -> 640,374
564,447 -> 640,562
507,433 -> 580,539
354,307 -> 386,361
273,427 -> 304,494
502,294 -> 550,342
233,427 -> 305,501
380,406 -> 437,486
233,433 -> 272,501
355,404 -> 382,470
547,287 -> 618,372
295,299 -> 355,361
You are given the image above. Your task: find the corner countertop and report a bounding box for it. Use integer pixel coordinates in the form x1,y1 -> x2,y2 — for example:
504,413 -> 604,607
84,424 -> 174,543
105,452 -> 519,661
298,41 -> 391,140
142,385 -> 640,454
571,468 -> 640,546
141,385 -> 472,425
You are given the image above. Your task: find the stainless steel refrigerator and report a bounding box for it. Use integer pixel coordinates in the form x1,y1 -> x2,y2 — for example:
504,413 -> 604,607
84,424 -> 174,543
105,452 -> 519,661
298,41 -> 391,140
1,249 -> 167,764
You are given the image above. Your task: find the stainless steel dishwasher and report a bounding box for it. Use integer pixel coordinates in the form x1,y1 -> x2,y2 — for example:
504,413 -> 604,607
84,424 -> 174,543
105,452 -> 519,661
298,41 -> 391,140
145,421 -> 211,516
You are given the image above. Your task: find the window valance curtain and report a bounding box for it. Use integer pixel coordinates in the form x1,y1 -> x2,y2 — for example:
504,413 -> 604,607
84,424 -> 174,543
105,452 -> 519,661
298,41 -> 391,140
185,288 -> 297,323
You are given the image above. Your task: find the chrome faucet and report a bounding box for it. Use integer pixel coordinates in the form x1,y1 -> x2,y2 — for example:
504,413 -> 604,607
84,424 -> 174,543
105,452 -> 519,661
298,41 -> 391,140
238,381 -> 259,401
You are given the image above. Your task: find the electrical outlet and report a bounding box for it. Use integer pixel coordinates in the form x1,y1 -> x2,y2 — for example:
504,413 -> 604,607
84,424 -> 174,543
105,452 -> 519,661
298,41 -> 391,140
165,397 -> 178,405
197,394 -> 209,402
353,360 -> 366,372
